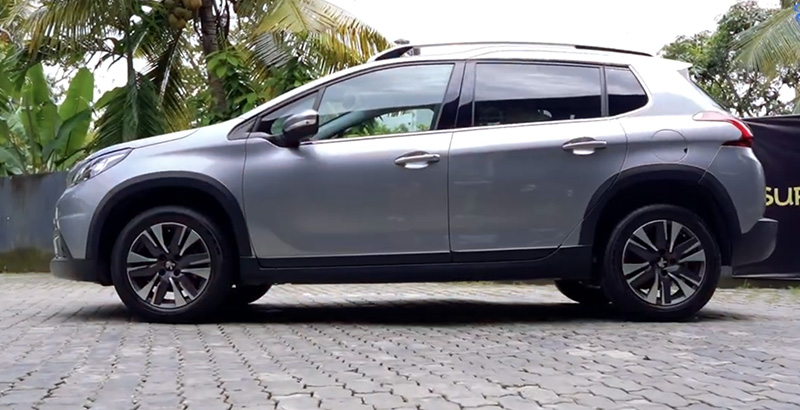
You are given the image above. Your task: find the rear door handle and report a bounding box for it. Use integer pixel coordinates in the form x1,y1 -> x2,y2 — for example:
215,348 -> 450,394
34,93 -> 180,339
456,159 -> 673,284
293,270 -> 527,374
562,137 -> 608,155
394,152 -> 441,169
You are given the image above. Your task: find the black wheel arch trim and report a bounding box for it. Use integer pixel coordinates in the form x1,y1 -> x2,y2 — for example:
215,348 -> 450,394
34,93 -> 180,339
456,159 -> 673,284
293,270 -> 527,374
578,164 -> 741,263
86,171 -> 253,260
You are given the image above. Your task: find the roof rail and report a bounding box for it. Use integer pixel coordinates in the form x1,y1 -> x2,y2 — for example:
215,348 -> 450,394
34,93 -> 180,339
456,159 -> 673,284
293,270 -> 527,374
369,41 -> 653,62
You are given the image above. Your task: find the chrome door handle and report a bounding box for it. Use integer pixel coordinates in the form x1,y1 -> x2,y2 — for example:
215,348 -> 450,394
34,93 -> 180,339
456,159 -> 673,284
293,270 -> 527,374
562,137 -> 607,155
394,152 -> 441,167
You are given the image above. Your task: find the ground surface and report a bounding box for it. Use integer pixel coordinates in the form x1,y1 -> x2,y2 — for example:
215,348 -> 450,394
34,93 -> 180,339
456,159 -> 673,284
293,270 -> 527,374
1,274 -> 800,410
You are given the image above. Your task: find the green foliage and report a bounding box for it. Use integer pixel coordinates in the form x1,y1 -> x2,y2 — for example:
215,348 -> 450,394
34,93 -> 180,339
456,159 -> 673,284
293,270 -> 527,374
660,1 -> 800,117
0,61 -> 95,175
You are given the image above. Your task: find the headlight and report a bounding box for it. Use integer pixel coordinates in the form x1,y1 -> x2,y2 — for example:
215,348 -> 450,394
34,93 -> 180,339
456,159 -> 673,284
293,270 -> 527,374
67,149 -> 131,187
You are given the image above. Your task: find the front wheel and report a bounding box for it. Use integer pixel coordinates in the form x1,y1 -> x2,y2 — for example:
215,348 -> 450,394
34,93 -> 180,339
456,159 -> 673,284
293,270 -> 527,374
601,204 -> 721,321
110,206 -> 235,323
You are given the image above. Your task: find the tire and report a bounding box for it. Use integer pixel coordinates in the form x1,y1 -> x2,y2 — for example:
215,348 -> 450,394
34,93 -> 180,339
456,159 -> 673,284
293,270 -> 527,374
601,204 -> 721,322
110,206 -> 235,323
226,284 -> 272,307
554,280 -> 610,306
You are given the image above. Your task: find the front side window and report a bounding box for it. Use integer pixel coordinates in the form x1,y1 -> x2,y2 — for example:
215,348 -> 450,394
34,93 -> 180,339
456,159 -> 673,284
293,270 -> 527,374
474,63 -> 602,127
312,64 -> 454,140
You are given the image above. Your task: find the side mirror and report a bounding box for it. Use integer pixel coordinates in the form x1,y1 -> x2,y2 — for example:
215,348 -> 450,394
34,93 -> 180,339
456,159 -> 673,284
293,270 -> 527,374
279,109 -> 319,148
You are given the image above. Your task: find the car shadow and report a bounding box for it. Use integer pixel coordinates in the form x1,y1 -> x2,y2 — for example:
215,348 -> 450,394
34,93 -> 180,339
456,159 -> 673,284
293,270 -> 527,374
63,298 -> 752,325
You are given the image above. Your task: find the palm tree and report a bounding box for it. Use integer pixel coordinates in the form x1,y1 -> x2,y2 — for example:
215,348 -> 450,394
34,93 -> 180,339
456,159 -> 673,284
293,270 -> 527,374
5,0 -> 390,147
732,0 -> 800,79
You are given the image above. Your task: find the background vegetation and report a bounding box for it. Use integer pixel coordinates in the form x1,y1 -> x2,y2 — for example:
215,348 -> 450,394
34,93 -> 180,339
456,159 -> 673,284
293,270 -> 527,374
2,0 -> 800,176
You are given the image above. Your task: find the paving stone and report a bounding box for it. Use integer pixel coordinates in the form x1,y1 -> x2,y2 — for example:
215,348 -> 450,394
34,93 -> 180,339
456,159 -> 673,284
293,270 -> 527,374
2,275 -> 800,410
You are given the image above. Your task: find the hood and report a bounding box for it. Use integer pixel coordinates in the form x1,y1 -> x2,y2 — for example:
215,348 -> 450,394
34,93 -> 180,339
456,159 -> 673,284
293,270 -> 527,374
86,128 -> 199,160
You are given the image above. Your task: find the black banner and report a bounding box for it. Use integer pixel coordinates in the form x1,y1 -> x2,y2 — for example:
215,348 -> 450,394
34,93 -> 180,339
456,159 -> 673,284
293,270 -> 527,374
738,115 -> 800,276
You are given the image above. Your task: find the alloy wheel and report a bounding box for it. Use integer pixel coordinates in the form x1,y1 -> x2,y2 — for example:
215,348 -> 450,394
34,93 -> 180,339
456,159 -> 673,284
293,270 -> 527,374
125,222 -> 212,309
621,220 -> 706,306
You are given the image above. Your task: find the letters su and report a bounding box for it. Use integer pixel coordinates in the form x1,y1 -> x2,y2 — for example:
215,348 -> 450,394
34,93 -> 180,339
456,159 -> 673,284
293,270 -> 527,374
766,187 -> 800,207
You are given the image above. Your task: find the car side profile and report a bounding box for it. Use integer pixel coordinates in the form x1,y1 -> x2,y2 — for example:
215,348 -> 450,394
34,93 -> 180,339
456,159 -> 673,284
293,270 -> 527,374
51,41 -> 777,323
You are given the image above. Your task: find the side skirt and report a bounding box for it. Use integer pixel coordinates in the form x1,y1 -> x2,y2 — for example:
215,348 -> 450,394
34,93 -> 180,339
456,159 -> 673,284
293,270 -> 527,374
239,246 -> 592,286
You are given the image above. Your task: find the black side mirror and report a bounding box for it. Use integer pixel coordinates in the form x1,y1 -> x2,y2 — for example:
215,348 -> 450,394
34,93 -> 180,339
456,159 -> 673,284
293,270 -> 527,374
279,109 -> 319,148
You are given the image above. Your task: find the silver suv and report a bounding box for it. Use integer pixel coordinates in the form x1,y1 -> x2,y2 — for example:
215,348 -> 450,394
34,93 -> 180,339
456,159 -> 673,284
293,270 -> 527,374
51,41 -> 777,323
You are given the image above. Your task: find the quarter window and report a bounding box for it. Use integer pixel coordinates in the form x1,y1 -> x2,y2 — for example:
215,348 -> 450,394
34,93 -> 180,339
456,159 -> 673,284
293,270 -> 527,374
473,63 -> 602,127
606,67 -> 648,116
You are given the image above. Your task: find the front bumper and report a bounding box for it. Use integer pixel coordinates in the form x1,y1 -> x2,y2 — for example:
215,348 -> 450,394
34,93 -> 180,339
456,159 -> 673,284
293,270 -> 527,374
731,218 -> 778,267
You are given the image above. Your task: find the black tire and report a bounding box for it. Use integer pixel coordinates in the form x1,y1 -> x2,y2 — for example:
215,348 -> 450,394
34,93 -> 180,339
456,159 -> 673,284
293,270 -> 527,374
554,280 -> 610,306
601,204 -> 721,322
110,206 -> 235,323
226,284 -> 272,307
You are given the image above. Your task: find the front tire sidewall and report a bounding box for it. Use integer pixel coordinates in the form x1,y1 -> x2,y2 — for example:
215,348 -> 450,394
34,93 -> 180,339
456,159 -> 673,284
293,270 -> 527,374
602,205 -> 721,321
110,206 -> 234,323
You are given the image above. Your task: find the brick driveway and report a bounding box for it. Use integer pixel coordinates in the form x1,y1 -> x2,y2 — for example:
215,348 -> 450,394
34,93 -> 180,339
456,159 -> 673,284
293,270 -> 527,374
1,275 -> 800,410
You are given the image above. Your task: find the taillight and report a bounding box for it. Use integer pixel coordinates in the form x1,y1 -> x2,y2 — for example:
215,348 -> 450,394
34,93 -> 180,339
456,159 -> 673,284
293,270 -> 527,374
692,111 -> 753,148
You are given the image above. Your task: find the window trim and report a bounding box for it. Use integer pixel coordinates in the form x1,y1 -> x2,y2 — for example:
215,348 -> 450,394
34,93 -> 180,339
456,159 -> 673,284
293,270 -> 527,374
455,59 -> 653,132
244,60 -> 465,145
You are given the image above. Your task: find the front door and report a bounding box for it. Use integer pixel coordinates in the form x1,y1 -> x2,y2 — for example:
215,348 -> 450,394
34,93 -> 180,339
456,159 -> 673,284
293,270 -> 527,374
448,61 -> 629,258
243,63 -> 459,266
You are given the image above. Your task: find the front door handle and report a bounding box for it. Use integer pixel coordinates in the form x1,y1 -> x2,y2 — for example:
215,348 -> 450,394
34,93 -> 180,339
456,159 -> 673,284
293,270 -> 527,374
395,152 -> 441,169
562,137 -> 608,155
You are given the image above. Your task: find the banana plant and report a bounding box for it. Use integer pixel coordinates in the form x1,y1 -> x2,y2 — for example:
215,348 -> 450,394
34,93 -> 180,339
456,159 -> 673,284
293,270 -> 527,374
0,62 -> 94,175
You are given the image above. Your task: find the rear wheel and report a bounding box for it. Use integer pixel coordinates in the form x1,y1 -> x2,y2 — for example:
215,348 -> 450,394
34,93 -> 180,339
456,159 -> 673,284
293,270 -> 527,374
110,206 -> 234,323
554,280 -> 609,306
601,204 -> 721,321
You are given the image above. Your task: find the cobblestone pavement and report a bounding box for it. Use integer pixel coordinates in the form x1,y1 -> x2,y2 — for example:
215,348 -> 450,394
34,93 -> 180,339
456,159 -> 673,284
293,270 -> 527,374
1,274 -> 800,410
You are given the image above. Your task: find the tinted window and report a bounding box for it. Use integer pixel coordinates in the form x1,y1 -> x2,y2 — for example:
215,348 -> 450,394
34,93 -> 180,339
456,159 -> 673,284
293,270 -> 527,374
474,63 -> 602,127
313,64 -> 454,140
606,67 -> 648,116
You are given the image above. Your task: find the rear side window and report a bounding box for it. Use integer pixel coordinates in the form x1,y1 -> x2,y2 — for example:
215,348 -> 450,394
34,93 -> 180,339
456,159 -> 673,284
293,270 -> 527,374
606,67 -> 648,116
473,63 -> 602,127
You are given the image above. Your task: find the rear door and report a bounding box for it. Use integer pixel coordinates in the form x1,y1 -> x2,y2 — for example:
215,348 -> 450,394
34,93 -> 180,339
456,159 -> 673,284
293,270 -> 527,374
448,61 -> 630,259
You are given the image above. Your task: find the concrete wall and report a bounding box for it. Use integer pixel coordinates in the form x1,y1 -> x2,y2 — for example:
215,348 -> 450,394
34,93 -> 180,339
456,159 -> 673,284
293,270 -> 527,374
0,172 -> 66,272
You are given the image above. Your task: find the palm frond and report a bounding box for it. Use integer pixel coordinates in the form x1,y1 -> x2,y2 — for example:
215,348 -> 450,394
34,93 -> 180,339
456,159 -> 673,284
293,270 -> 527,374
141,30 -> 191,131
93,75 -> 167,148
731,8 -> 800,76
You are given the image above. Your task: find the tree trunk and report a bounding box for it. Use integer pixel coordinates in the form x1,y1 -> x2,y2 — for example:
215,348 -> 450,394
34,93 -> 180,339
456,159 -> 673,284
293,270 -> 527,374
198,0 -> 228,115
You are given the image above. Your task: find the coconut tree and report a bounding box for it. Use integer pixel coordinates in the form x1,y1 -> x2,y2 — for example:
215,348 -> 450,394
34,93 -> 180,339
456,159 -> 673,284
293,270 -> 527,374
6,0 -> 390,147
731,1 -> 800,84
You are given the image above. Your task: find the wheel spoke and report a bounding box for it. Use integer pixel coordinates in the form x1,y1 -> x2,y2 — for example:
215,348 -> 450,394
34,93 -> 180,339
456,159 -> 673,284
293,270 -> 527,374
168,224 -> 186,256
627,241 -> 659,262
151,281 -> 168,306
170,278 -> 187,307
674,237 -> 699,260
180,230 -> 201,257
182,267 -> 210,280
127,251 -> 156,264
669,221 -> 683,253
633,228 -> 658,252
660,273 -> 672,305
150,225 -> 169,254
176,275 -> 199,299
127,263 -> 159,278
654,221 -> 667,251
674,266 -> 702,286
645,271 -> 661,304
679,247 -> 706,264
623,262 -> 649,278
629,266 -> 655,289
136,275 -> 158,300
179,253 -> 211,269
669,271 -> 698,299
141,231 -> 166,257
